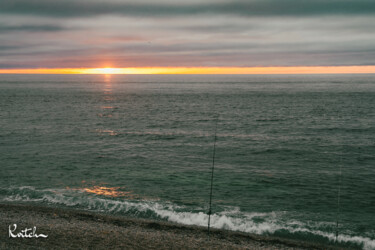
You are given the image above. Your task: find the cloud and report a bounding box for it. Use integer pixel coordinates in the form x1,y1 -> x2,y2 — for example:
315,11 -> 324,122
1,0 -> 375,18
0,24 -> 66,33
1,0 -> 375,68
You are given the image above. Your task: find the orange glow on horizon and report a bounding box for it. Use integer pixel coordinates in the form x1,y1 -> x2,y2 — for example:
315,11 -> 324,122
1,66 -> 375,74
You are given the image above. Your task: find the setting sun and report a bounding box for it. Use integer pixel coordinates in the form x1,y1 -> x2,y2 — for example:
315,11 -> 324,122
88,68 -> 122,74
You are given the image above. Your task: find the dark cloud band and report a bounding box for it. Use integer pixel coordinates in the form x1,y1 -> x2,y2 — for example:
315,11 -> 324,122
1,0 -> 375,18
0,25 -> 65,33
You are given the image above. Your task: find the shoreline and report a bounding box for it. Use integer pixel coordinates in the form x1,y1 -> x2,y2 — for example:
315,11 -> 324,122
0,203 -> 347,249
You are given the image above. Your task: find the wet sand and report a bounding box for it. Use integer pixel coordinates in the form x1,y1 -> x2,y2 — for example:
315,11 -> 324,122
0,203 -> 344,249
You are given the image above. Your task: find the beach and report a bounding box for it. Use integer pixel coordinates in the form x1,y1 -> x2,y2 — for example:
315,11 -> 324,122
1,203 -> 345,249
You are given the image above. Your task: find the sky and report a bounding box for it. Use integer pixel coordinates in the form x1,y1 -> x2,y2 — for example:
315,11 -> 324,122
1,0 -> 375,73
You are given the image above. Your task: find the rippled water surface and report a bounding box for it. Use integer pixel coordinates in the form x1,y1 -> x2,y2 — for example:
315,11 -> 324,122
1,74 -> 374,249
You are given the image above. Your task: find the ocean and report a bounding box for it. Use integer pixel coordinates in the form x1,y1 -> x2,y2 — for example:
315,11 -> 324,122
1,74 -> 374,249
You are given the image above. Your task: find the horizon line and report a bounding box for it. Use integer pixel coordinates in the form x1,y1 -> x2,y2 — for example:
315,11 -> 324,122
1,66 -> 375,74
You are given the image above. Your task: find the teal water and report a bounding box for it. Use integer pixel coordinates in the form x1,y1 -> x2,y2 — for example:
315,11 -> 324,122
1,74 -> 374,249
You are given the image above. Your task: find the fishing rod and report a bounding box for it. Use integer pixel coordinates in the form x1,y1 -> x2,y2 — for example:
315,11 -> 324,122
335,153 -> 343,243
208,116 -> 219,239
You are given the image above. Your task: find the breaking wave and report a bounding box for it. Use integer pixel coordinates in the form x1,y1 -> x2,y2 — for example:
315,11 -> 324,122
1,186 -> 374,249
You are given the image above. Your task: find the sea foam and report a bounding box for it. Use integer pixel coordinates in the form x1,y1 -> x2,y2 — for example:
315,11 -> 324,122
1,186 -> 374,249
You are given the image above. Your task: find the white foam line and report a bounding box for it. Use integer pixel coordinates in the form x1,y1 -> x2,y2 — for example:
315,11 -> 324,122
2,186 -> 374,249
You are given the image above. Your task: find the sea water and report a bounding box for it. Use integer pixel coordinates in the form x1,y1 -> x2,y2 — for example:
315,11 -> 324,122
1,74 -> 374,249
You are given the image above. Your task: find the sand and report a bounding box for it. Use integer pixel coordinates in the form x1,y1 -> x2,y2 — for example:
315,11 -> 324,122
0,203 -> 345,249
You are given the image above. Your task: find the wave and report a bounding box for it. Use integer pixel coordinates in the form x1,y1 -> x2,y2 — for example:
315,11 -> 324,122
92,129 -> 272,141
1,186 -> 374,249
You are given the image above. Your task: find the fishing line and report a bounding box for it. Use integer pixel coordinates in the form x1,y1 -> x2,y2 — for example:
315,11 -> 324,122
208,115 -> 219,239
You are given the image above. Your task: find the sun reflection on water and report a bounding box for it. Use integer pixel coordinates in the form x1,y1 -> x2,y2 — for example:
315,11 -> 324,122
66,182 -> 138,199
83,186 -> 135,198
95,129 -> 118,136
